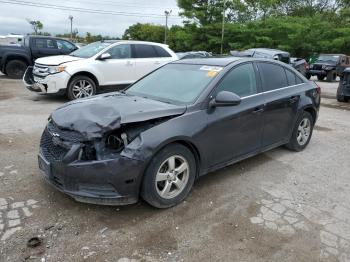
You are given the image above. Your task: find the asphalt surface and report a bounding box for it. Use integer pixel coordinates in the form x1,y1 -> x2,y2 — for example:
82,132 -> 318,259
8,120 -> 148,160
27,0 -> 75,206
0,75 -> 350,262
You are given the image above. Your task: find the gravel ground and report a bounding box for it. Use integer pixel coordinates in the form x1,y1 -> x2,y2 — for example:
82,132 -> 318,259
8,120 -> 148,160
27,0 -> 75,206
0,76 -> 350,262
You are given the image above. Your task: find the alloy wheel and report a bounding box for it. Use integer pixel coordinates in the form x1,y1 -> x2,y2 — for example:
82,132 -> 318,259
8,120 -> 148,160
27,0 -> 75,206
72,80 -> 94,99
155,155 -> 189,199
297,118 -> 311,146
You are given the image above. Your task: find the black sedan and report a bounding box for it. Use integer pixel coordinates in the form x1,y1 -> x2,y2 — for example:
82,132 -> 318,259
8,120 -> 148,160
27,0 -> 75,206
38,57 -> 321,208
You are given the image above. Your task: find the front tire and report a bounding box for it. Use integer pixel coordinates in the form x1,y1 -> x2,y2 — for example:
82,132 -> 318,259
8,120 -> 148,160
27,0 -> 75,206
5,60 -> 27,79
317,75 -> 325,81
67,75 -> 97,100
286,111 -> 314,152
141,144 -> 196,208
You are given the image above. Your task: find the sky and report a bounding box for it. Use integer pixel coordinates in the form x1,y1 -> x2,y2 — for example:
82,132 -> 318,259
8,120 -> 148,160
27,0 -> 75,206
0,0 -> 183,37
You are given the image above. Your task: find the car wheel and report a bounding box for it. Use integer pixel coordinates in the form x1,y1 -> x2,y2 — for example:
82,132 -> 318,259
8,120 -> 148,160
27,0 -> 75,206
5,60 -> 27,79
286,111 -> 314,152
67,75 -> 97,100
305,73 -> 311,80
317,75 -> 325,81
141,144 -> 196,208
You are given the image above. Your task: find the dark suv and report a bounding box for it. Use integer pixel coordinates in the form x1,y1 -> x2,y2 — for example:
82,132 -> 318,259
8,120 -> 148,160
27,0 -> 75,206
38,58 -> 320,208
308,54 -> 350,82
337,67 -> 350,102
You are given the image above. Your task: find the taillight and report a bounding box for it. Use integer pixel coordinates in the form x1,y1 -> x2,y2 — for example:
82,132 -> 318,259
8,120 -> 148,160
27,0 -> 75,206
315,82 -> 321,94
305,63 -> 309,70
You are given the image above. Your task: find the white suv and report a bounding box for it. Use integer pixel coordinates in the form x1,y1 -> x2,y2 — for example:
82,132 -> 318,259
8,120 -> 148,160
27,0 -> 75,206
23,40 -> 178,100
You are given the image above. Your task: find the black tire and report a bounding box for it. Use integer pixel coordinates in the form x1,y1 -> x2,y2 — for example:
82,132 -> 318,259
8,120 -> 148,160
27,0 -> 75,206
317,75 -> 325,81
305,73 -> 311,80
336,86 -> 347,102
5,59 -> 28,79
67,75 -> 97,100
326,71 -> 336,82
286,111 -> 314,152
141,144 -> 196,208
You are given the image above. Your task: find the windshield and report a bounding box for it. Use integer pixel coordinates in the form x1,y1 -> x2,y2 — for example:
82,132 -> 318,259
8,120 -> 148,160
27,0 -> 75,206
126,64 -> 222,105
70,42 -> 111,58
316,55 -> 339,63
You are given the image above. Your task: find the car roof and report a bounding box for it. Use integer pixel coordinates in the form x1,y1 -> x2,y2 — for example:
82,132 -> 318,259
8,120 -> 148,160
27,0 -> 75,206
101,39 -> 169,47
173,57 -> 242,66
248,48 -> 290,55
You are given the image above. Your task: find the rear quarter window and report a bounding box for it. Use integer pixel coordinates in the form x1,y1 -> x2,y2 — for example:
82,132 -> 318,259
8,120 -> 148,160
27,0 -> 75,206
285,69 -> 297,86
154,46 -> 171,57
257,62 -> 288,91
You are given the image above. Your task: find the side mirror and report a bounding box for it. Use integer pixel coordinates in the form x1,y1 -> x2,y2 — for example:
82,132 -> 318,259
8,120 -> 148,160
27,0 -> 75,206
209,91 -> 241,108
98,52 -> 111,60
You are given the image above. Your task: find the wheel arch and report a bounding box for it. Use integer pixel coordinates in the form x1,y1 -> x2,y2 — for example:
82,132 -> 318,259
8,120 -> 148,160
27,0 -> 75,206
3,55 -> 30,73
303,106 -> 317,124
68,71 -> 99,88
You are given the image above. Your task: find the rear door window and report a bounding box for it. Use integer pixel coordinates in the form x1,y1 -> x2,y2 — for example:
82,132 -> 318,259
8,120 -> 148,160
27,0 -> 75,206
133,44 -> 158,58
215,63 -> 257,97
257,62 -> 288,91
34,38 -> 57,49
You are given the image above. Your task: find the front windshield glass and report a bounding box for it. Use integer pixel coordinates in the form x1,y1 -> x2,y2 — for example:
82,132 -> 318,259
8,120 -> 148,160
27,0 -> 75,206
126,64 -> 222,105
70,42 -> 112,58
317,55 -> 339,63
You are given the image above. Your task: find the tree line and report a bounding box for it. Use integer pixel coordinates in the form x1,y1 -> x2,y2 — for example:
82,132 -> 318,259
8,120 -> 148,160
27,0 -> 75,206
27,0 -> 350,58
123,0 -> 350,58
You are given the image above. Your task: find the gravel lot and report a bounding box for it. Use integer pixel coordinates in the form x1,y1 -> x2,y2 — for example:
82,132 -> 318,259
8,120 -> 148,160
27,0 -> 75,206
1,75 -> 350,262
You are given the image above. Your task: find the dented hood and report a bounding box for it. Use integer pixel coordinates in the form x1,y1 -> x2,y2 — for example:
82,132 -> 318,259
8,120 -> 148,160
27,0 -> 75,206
50,92 -> 186,139
35,55 -> 83,66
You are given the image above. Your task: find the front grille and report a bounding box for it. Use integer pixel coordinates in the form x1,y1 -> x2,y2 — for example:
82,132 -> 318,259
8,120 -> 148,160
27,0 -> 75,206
40,129 -> 68,162
313,64 -> 322,70
40,129 -> 69,162
33,63 -> 49,77
47,121 -> 85,142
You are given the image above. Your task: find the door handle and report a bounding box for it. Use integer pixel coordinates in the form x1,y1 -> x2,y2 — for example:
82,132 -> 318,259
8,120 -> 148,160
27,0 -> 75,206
289,96 -> 299,103
252,107 -> 264,114
126,61 -> 133,66
154,61 -> 161,64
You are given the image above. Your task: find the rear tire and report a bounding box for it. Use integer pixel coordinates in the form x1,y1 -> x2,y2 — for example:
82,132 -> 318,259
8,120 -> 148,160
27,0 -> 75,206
286,111 -> 314,152
67,75 -> 97,100
141,144 -> 196,208
305,73 -> 311,80
5,60 -> 27,79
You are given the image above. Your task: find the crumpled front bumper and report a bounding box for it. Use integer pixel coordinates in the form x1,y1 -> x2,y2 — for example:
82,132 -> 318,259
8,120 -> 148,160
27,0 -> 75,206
23,66 -> 69,95
38,152 -> 145,206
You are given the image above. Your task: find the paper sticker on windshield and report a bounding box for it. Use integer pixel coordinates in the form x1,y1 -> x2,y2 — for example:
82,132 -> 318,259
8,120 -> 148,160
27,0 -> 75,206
200,66 -> 223,72
207,71 -> 218,77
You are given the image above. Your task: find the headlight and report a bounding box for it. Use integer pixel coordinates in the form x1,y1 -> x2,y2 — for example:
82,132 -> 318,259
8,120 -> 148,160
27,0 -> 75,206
310,64 -> 314,69
325,66 -> 333,70
48,65 -> 66,74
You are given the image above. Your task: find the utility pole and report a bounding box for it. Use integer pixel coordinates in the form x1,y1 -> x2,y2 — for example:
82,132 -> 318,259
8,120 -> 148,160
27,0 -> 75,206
220,0 -> 226,55
69,15 -> 73,40
164,10 -> 172,44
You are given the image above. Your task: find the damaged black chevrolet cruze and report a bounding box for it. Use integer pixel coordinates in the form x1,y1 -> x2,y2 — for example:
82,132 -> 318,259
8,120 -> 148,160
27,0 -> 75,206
39,57 -> 320,208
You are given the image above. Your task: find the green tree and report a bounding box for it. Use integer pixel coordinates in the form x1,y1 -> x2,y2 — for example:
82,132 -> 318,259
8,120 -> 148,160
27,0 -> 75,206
26,19 -> 43,35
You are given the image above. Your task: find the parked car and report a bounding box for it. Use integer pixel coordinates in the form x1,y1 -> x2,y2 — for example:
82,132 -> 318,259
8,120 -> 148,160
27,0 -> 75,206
23,40 -> 178,100
230,48 -> 308,77
38,57 -> 320,208
0,35 -> 77,78
308,54 -> 350,82
337,67 -> 350,102
176,51 -> 212,59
